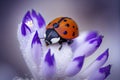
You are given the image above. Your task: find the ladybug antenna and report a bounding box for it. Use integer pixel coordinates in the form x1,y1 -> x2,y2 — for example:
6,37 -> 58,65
39,37 -> 45,39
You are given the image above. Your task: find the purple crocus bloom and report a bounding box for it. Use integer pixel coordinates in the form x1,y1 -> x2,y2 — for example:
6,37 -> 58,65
17,10 -> 111,80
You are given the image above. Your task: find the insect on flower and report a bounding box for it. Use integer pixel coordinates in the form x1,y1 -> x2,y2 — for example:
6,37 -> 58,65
45,17 -> 79,50
17,9 -> 111,80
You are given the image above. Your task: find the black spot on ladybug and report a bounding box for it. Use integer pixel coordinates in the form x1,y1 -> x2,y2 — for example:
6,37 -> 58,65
65,24 -> 69,27
72,32 -> 75,36
53,23 -> 59,28
76,27 -> 78,30
64,19 -> 67,22
73,26 -> 75,28
63,31 -> 67,35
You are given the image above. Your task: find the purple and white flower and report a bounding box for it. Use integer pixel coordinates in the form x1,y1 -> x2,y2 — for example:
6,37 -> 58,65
17,10 -> 111,80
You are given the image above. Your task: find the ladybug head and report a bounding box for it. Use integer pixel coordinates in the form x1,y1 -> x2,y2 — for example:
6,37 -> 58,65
45,29 -> 60,45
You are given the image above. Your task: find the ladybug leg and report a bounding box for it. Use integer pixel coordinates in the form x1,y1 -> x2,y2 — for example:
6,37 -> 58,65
67,40 -> 73,45
59,43 -> 63,50
58,40 -> 63,50
58,38 -> 67,50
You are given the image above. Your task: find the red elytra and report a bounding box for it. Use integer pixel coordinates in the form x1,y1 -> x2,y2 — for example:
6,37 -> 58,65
46,17 -> 79,40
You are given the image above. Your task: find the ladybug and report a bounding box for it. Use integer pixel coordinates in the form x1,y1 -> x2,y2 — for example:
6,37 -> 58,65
45,17 -> 79,50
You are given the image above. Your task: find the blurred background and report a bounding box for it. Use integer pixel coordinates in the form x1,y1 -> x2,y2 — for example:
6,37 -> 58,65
0,0 -> 119,80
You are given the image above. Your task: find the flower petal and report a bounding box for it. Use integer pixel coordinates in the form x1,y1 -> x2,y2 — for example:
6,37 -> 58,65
21,23 -> 31,36
31,31 -> 42,47
99,64 -> 111,79
71,31 -> 98,52
89,35 -> 103,48
21,11 -> 32,36
17,11 -> 34,48
65,56 -> 85,77
96,49 -> 109,61
44,49 -> 55,66
20,32 -> 42,80
85,31 -> 98,41
19,10 -> 46,38
31,9 -> 46,38
41,49 -> 56,80
87,64 -> 111,80
49,43 -> 73,78
22,11 -> 32,23
73,35 -> 103,58
32,9 -> 45,28
80,49 -> 109,79
31,31 -> 43,65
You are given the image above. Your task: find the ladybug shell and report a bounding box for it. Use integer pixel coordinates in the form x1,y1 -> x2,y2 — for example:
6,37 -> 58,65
46,17 -> 79,40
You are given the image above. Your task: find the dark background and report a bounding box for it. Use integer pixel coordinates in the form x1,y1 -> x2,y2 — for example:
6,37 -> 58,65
0,0 -> 119,80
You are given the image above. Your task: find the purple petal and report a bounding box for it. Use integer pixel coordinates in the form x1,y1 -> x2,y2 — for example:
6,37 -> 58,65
81,49 -> 109,78
71,31 -> 99,52
21,23 -> 31,36
22,11 -> 32,23
21,11 -> 32,36
42,49 -> 56,80
85,31 -> 98,41
97,48 -> 109,61
32,9 -> 45,28
31,31 -> 43,65
73,56 -> 85,68
45,49 -> 55,66
87,65 -> 111,80
65,56 -> 85,77
21,10 -> 46,36
99,64 -> 111,79
31,31 -> 41,47
90,35 -> 103,48
73,35 -> 103,57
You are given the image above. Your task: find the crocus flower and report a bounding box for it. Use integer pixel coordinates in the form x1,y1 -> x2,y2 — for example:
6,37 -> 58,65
17,9 -> 111,80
